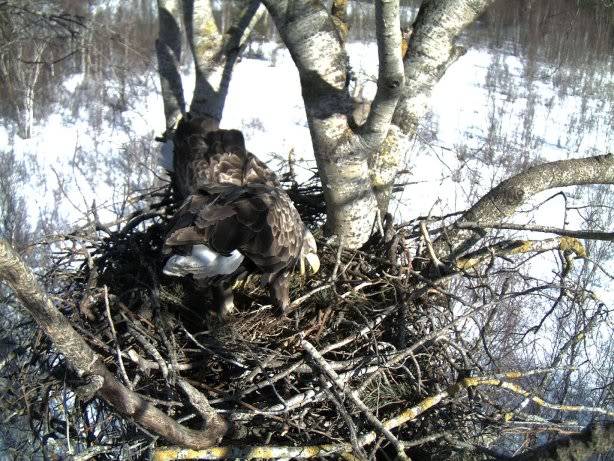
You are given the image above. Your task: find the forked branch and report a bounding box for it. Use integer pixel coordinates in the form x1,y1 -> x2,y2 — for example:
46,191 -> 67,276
0,239 -> 227,449
435,154 -> 614,261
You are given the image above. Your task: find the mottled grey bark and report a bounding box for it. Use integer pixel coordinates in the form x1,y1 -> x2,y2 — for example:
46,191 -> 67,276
263,0 -> 404,247
371,0 -> 493,214
157,0 -> 186,128
392,0 -> 495,135
183,0 -> 224,120
157,0 -> 263,128
263,0 -> 494,247
361,0 -> 404,149
361,0 -> 404,213
435,154 -> 614,261
0,239 -> 227,449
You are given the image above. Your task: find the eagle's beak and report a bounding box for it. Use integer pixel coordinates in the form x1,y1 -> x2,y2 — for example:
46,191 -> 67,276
305,253 -> 320,274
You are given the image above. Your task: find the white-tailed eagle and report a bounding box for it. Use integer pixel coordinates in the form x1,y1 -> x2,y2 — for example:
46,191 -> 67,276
160,115 -> 319,314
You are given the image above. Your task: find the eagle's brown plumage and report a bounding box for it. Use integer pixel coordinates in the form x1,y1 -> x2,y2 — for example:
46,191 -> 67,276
162,115 -> 319,314
171,115 -> 280,201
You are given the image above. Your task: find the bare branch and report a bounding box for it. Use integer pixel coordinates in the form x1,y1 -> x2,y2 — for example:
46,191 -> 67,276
103,285 -> 131,390
461,376 -> 614,418
434,154 -> 614,261
0,239 -> 227,449
302,339 -> 409,460
216,0 -> 265,118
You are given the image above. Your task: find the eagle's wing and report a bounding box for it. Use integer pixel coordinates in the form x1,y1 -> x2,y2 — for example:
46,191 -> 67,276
163,118 -> 318,313
241,187 -> 303,274
171,118 -> 281,200
243,154 -> 281,188
163,184 -> 308,310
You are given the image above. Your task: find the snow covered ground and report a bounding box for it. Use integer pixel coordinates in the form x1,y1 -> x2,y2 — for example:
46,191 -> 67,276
0,24 -> 612,420
3,39 -> 612,235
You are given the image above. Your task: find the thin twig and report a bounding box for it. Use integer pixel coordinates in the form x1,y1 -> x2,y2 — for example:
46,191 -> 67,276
302,339 -> 409,460
103,285 -> 132,389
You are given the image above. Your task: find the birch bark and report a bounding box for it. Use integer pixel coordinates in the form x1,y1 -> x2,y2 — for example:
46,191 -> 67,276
263,0 -> 405,247
393,0 -> 494,135
156,0 -> 263,129
156,0 -> 186,128
262,0 -> 493,247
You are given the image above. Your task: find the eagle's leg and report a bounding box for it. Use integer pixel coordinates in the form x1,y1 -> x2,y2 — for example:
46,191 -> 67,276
270,272 -> 290,314
212,283 -> 234,317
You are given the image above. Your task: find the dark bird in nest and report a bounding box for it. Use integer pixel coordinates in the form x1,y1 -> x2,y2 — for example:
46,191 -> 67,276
162,115 -> 281,202
159,115 -> 320,315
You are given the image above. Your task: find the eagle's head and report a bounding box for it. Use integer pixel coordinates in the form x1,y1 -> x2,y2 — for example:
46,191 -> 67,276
300,229 -> 320,276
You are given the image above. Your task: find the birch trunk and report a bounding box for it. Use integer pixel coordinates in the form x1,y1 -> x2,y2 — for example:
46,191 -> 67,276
156,0 -> 263,129
262,0 -> 493,247
156,0 -> 186,128
369,0 -> 494,217
392,0 -> 494,135
367,0 -> 494,213
263,0 -> 406,247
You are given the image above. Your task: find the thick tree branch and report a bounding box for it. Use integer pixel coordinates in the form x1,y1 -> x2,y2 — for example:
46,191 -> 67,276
157,0 -> 262,126
183,0 -> 221,118
156,0 -> 186,128
353,0 -> 404,215
455,221 -> 614,241
0,239 -> 227,449
392,0 -> 495,135
216,0 -> 264,118
434,154 -> 614,261
372,0 -> 491,217
263,0 -> 379,248
261,0 -> 350,132
360,0 -> 404,148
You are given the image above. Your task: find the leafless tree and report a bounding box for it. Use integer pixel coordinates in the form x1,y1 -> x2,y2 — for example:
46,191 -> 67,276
0,1 -> 85,138
0,1 -> 613,459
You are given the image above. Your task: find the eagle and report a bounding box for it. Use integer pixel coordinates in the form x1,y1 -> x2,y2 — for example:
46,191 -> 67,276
167,116 -> 280,201
160,115 -> 320,314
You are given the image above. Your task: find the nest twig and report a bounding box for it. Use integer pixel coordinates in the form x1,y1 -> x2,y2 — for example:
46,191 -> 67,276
12,168 -> 599,460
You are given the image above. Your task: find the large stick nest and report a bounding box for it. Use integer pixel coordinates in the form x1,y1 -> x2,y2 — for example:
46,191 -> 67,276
38,172 -> 483,459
